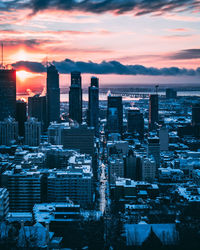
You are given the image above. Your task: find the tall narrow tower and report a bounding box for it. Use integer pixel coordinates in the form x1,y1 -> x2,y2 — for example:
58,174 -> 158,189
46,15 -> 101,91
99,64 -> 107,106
46,65 -> 60,124
69,71 -> 82,124
88,77 -> 99,136
107,96 -> 123,134
149,94 -> 159,130
0,69 -> 16,121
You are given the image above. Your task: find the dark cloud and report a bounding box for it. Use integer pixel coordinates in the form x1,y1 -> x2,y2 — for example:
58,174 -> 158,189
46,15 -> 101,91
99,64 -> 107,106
169,49 -> 200,60
11,58 -> 200,76
12,61 -> 46,73
1,0 -> 199,16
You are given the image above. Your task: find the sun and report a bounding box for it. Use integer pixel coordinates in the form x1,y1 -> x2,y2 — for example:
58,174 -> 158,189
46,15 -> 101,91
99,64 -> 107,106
16,70 -> 34,82
13,49 -> 28,62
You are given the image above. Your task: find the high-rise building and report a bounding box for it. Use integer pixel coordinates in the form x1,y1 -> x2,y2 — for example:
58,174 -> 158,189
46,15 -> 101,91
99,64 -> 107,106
28,94 -> 47,131
61,125 -> 95,156
0,117 -> 18,145
88,77 -> 99,136
192,103 -> 200,126
149,94 -> 159,130
107,96 -> 123,134
166,88 -> 177,99
142,156 -> 156,182
16,100 -> 27,137
127,108 -> 144,138
69,71 -> 82,124
47,65 -> 60,124
0,69 -> 16,121
48,123 -> 95,156
25,117 -> 41,146
147,137 -> 160,170
47,166 -> 93,208
1,167 -> 43,212
124,149 -> 142,181
192,103 -> 200,137
108,156 -> 124,184
159,126 -> 169,151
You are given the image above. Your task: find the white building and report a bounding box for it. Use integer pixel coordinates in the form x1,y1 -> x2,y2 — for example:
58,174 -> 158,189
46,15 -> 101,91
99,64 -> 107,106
0,117 -> 18,145
25,117 -> 41,146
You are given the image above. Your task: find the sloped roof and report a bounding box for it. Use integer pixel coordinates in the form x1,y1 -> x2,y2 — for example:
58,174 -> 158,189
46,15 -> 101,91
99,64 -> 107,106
124,223 -> 178,246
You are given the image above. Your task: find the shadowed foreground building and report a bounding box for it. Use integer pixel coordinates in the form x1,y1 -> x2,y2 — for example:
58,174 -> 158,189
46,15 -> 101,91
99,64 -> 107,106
47,166 -> 93,208
0,117 -> 18,145
25,117 -> 41,146
48,123 -> 95,156
28,94 -> 47,132
0,69 -> 16,121
127,108 -> 144,138
16,100 -> 27,137
1,167 -> 44,212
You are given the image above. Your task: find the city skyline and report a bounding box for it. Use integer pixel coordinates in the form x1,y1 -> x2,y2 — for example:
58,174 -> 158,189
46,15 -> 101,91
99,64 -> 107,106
0,0 -> 200,92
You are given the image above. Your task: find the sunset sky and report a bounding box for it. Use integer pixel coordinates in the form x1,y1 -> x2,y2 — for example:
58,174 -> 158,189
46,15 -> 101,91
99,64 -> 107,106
0,0 -> 200,92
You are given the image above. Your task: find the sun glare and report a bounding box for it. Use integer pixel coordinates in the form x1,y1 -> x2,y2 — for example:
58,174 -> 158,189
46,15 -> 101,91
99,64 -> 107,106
16,70 -> 34,82
13,49 -> 28,61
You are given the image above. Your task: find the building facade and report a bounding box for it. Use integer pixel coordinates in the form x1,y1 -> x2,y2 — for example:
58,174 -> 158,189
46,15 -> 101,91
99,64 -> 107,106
47,65 -> 60,124
127,108 -> 144,138
69,71 -> 82,124
1,167 -> 43,212
149,94 -> 159,130
107,96 -> 123,134
0,69 -> 16,121
0,117 -> 18,145
25,117 -> 41,146
88,77 -> 99,136
16,100 -> 27,137
28,95 -> 47,132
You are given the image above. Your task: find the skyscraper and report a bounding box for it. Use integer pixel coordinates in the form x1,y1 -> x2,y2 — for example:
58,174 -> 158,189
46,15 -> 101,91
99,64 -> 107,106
159,126 -> 169,151
0,69 -> 16,121
28,94 -> 47,132
192,103 -> 200,137
147,137 -> 160,171
69,71 -> 82,124
16,100 -> 27,137
127,108 -> 144,138
46,65 -> 60,124
192,103 -> 200,126
25,117 -> 41,146
149,94 -> 159,130
107,96 -> 123,134
0,117 -> 18,145
88,76 -> 99,136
